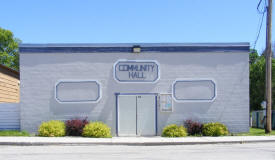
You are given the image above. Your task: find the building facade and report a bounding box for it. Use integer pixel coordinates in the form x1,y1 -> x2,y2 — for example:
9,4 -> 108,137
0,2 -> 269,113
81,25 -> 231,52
19,43 -> 250,135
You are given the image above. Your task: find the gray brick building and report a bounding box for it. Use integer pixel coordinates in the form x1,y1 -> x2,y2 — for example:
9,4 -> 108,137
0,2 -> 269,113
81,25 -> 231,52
19,43 -> 250,136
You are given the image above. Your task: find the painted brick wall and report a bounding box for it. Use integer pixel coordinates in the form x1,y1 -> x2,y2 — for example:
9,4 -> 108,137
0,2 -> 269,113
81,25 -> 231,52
20,51 -> 249,134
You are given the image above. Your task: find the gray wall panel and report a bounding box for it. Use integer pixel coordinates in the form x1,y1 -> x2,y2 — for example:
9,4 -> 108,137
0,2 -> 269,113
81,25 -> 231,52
20,51 -> 249,134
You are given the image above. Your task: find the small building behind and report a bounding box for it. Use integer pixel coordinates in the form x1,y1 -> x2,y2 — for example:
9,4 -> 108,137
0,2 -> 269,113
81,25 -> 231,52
0,64 -> 20,103
0,64 -> 20,130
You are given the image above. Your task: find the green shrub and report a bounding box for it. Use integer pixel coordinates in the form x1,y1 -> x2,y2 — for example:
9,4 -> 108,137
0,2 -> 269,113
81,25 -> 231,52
202,122 -> 228,136
38,120 -> 66,137
161,124 -> 187,137
82,122 -> 112,138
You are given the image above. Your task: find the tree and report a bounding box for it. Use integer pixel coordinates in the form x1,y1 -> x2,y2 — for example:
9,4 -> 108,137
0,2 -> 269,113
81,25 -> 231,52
250,50 -> 275,111
0,27 -> 20,71
250,49 -> 259,64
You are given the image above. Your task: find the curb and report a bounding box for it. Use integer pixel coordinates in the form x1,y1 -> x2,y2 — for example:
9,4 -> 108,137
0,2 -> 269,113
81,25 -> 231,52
1,139 -> 275,146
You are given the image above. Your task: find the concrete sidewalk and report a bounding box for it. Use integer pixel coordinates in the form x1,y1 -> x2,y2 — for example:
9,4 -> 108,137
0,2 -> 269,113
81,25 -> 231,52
1,136 -> 275,146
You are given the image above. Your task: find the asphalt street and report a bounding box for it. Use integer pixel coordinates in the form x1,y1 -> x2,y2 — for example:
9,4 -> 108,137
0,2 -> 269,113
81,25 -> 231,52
0,142 -> 275,160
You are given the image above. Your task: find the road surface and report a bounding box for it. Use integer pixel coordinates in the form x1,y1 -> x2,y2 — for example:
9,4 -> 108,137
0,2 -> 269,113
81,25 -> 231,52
0,142 -> 275,160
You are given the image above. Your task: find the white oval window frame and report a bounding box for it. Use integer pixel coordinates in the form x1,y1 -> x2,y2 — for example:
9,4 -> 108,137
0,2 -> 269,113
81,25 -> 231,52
55,80 -> 101,103
172,79 -> 217,102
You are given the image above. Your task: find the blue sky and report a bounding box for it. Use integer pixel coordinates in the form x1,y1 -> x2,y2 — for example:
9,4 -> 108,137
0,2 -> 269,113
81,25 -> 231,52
0,0 -> 274,53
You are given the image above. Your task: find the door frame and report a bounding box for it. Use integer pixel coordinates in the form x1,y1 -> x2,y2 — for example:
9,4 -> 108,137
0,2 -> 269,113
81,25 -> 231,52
115,93 -> 158,136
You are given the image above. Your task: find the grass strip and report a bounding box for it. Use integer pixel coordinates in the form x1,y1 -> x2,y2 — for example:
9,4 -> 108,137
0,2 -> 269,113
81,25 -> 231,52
0,130 -> 30,136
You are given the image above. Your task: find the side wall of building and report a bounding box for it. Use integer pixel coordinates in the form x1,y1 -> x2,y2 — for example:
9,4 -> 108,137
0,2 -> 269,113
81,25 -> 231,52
20,51 -> 249,134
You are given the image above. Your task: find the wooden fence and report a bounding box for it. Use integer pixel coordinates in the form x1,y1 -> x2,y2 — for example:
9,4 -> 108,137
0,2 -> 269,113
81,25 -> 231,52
251,110 -> 275,129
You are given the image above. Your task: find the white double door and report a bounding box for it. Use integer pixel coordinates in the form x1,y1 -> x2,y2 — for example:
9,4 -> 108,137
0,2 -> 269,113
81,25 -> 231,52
117,94 -> 157,136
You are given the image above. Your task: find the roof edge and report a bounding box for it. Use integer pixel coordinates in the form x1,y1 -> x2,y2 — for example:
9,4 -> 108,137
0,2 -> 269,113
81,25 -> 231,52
19,42 -> 250,53
0,64 -> 19,76
20,42 -> 250,48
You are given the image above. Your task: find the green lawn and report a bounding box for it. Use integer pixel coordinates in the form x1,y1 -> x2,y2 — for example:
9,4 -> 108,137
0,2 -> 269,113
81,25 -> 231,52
235,128 -> 275,136
0,128 -> 274,137
0,130 -> 30,136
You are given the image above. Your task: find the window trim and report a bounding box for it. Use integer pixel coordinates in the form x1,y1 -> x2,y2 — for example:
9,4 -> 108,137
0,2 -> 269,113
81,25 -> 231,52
172,79 -> 217,102
55,80 -> 101,103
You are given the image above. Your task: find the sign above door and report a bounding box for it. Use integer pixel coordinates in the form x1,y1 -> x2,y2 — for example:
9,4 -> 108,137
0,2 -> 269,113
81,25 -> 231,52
114,60 -> 160,83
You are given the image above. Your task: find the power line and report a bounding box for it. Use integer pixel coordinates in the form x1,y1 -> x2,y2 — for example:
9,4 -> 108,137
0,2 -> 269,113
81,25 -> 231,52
253,11 -> 266,50
257,0 -> 267,13
253,0 -> 267,50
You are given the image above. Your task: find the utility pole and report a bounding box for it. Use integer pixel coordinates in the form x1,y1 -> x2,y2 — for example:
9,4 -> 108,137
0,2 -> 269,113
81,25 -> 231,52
265,0 -> 272,133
